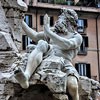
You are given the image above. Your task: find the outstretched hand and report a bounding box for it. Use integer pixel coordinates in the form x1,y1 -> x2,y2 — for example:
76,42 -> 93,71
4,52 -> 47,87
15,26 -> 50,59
44,14 -> 51,35
44,14 -> 50,27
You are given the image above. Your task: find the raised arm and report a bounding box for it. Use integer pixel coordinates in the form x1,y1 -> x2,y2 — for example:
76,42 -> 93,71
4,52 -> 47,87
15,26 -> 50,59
22,20 -> 47,42
22,20 -> 38,41
44,14 -> 82,50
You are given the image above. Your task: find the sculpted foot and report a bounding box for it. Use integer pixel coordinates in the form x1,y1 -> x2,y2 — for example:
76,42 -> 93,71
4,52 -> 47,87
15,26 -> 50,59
14,67 -> 29,89
17,0 -> 28,11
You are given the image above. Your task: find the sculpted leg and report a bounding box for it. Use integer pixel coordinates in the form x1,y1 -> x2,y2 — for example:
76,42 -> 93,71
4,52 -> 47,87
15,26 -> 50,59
67,76 -> 79,100
14,40 -> 49,89
25,40 -> 49,79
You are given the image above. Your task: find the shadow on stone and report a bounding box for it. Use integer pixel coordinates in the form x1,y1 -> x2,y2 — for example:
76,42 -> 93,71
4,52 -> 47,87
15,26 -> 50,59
9,84 -> 59,100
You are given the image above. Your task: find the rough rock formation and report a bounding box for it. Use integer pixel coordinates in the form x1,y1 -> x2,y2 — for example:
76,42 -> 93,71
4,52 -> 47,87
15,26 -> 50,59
0,0 -> 61,100
0,50 -> 100,100
0,1 -> 10,33
0,0 -> 100,100
0,0 -> 27,51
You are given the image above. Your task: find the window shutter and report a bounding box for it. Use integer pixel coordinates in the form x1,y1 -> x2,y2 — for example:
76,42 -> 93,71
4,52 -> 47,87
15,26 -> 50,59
86,63 -> 91,78
40,16 -> 44,25
29,15 -> 32,28
22,35 -> 26,50
84,19 -> 87,28
84,36 -> 89,47
25,15 -> 32,28
50,16 -> 54,26
75,63 -> 79,71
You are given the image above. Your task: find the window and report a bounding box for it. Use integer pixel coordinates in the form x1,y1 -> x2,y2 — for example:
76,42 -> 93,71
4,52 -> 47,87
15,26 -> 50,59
38,0 -> 48,3
22,35 -> 34,50
66,0 -> 74,5
40,15 -> 54,26
25,14 -> 32,28
22,15 -> 33,50
48,0 -> 54,3
29,0 -> 33,5
87,0 -> 96,7
77,19 -> 87,33
78,35 -> 88,55
75,63 -> 91,78
76,0 -> 96,7
38,0 -> 66,4
54,0 -> 66,4
50,16 -> 54,27
40,16 -> 44,25
97,0 -> 100,7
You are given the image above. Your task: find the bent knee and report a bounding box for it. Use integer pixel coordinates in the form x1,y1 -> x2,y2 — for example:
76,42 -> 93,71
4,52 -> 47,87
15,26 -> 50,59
36,40 -> 49,53
68,79 -> 78,96
68,83 -> 78,91
67,76 -> 78,90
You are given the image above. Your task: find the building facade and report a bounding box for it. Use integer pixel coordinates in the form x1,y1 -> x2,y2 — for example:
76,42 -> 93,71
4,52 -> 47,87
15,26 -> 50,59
23,0 -> 100,81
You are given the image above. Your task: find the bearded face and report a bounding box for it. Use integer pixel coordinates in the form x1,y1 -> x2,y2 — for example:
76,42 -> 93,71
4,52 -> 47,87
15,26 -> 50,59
54,9 -> 78,34
54,20 -> 68,34
54,15 -> 75,34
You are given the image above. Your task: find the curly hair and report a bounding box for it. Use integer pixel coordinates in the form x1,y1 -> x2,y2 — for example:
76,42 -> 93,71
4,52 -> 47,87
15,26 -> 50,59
54,8 -> 78,34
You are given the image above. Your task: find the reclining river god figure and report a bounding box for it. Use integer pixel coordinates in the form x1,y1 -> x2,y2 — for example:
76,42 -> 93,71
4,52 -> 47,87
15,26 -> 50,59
14,8 -> 83,100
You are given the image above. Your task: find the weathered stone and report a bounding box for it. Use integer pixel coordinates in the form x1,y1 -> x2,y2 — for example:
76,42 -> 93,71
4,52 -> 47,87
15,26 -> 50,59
0,1 -> 99,99
0,31 -> 18,52
7,17 -> 22,50
0,0 -> 27,50
0,95 -> 6,100
0,52 -> 100,100
0,1 -> 11,33
79,76 -> 92,96
1,0 -> 27,11
53,94 -> 68,100
0,84 -> 5,95
4,83 -> 14,96
0,51 -> 16,67
79,76 -> 100,100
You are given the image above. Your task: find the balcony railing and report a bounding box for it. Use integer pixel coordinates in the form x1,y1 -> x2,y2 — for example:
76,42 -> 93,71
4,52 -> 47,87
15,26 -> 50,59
37,0 -> 74,5
28,0 -> 100,8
